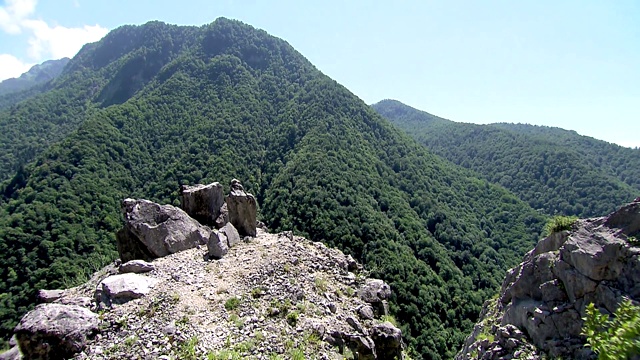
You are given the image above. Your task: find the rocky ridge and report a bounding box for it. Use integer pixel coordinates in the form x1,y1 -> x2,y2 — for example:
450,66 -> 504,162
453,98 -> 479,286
2,181 -> 404,360
455,200 -> 640,360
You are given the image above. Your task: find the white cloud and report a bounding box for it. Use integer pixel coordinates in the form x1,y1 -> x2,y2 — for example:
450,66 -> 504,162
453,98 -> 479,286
21,19 -> 108,59
0,0 -> 36,34
0,53 -> 33,80
0,0 -> 108,66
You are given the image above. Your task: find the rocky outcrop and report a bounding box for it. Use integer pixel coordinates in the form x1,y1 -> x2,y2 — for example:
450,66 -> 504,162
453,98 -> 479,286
358,279 -> 391,316
10,228 -> 405,359
179,182 -> 225,227
13,304 -> 99,360
456,200 -> 640,360
225,179 -> 257,237
116,199 -> 211,262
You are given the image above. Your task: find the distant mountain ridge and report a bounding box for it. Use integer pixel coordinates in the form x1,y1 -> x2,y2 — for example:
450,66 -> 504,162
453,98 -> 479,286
373,99 -> 640,218
0,58 -> 70,97
0,19 -> 546,359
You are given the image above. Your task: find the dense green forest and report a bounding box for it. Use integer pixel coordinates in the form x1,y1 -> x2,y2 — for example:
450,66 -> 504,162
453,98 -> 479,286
373,100 -> 640,218
0,19 -> 546,359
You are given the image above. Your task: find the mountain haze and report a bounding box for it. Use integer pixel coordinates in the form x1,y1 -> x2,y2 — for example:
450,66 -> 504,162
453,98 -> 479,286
373,99 -> 640,218
0,19 -> 546,359
0,58 -> 70,98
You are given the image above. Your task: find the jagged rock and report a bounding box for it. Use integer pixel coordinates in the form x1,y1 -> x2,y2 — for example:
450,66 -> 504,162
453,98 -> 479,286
456,201 -> 640,360
37,289 -> 65,304
604,201 -> 640,236
357,305 -> 375,320
207,230 -> 229,259
215,202 -> 229,229
371,322 -> 404,359
225,179 -> 257,237
116,198 -> 211,262
358,279 -> 391,303
220,222 -> 241,248
119,259 -> 156,274
96,273 -> 159,306
346,316 -> 366,334
358,279 -> 391,316
344,334 -> 376,360
179,182 -> 225,227
14,304 -> 98,359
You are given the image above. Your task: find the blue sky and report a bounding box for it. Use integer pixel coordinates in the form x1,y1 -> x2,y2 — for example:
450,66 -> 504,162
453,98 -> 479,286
1,0 -> 638,148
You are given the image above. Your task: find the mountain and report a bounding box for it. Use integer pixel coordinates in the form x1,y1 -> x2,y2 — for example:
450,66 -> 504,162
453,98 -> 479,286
456,200 -> 640,359
0,19 -> 546,359
0,58 -> 70,100
372,99 -> 640,218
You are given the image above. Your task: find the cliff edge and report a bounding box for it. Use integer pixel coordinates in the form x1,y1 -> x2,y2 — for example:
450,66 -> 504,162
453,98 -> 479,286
456,199 -> 640,360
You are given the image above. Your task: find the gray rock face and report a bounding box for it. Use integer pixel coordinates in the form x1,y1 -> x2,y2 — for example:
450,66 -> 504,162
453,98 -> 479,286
119,259 -> 156,274
207,230 -> 229,259
220,222 -> 241,248
37,289 -> 65,304
358,279 -> 391,316
456,201 -> 640,360
14,304 -> 98,359
116,199 -> 211,262
371,322 -> 404,359
179,182 -> 225,227
96,273 -> 159,306
225,179 -> 257,237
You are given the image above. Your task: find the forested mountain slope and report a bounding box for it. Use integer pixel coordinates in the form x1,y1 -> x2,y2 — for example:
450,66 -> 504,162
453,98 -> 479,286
373,99 -> 640,218
0,19 -> 545,359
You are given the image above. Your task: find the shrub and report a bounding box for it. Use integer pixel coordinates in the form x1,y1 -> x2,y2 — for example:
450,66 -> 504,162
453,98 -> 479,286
582,298 -> 640,359
543,216 -> 578,236
224,297 -> 240,311
287,311 -> 299,326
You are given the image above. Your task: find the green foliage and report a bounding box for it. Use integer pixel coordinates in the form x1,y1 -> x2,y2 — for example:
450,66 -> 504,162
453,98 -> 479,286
251,286 -> 264,298
224,297 -> 240,311
287,311 -> 299,326
543,216 -> 578,236
208,349 -> 242,360
0,19 -> 547,358
582,299 -> 640,359
374,99 -> 640,218
289,347 -> 305,360
177,336 -> 199,360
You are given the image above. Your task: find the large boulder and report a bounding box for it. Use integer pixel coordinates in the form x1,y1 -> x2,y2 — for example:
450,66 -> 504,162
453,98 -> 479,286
14,304 -> 99,359
179,182 -> 225,227
358,279 -> 391,316
96,273 -> 159,306
208,230 -> 229,259
371,322 -> 404,359
220,222 -> 241,248
116,199 -> 211,262
225,179 -> 257,237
